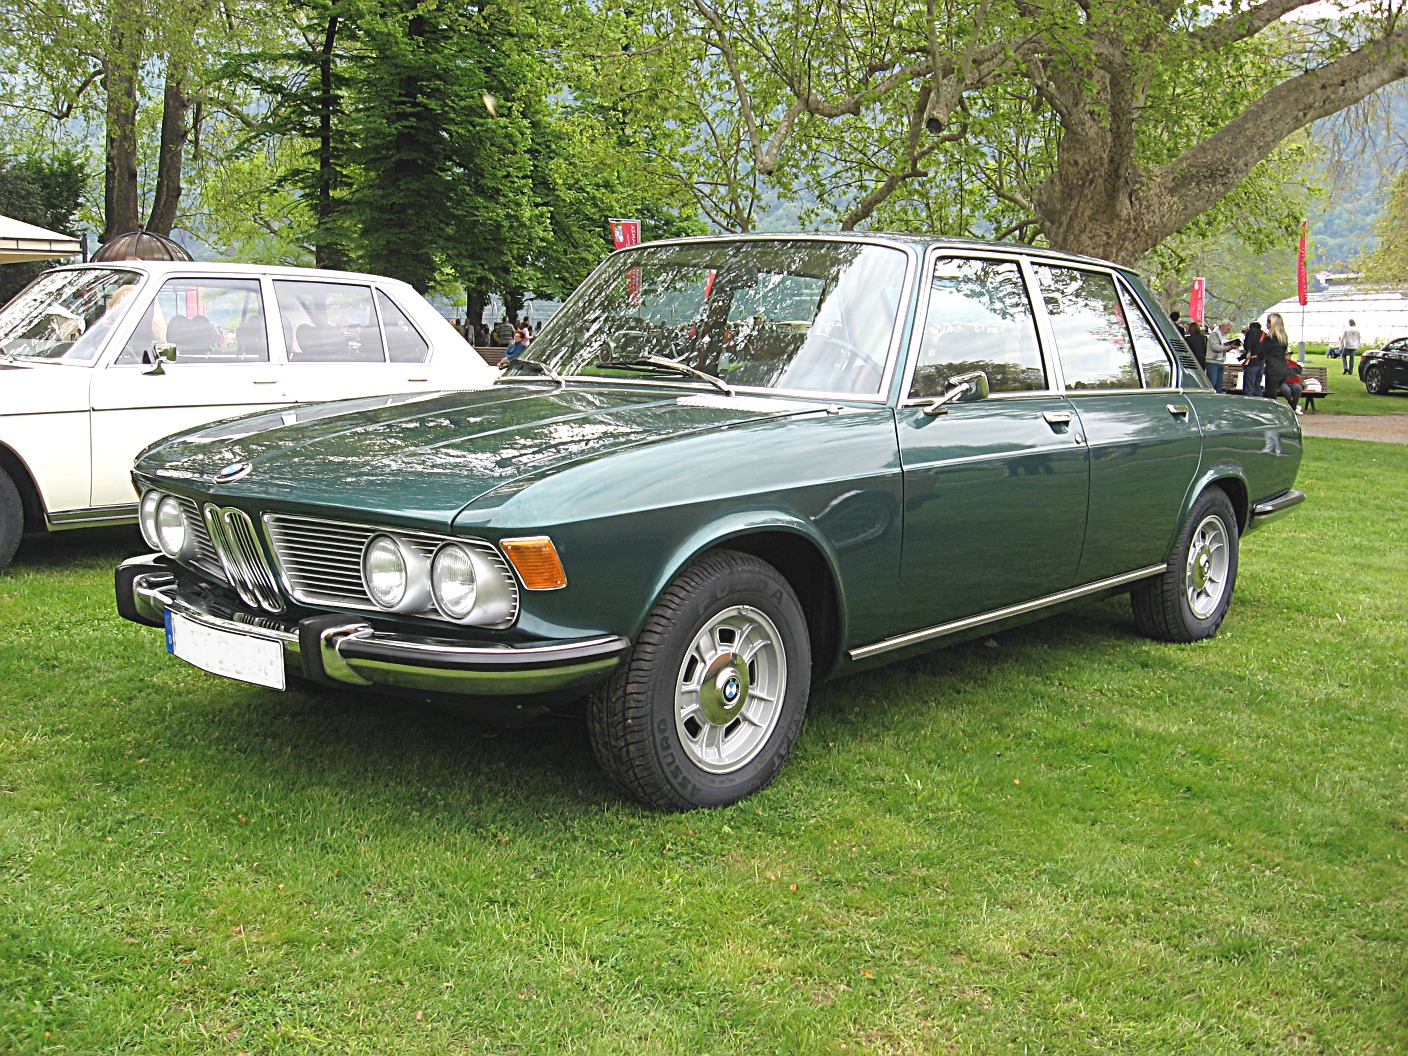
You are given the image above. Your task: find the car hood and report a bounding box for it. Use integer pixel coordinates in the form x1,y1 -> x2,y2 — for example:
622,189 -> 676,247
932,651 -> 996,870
136,383 -> 831,527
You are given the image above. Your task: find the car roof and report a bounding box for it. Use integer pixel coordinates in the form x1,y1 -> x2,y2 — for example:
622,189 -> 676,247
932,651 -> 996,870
47,259 -> 418,288
639,231 -> 1128,272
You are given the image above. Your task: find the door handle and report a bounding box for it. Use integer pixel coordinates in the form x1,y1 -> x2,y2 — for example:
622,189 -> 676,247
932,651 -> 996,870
253,379 -> 279,385
1166,403 -> 1190,417
1043,410 -> 1073,425
405,376 -> 429,383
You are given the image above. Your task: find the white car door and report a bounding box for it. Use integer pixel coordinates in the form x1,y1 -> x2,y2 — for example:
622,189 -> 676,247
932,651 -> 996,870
274,279 -> 449,403
88,275 -> 292,509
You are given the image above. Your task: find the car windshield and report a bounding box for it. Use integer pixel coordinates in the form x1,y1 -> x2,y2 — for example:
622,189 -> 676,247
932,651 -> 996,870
0,267 -> 143,362
523,239 -> 909,396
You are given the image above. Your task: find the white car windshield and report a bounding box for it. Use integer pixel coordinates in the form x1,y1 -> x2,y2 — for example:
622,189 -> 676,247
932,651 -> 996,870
0,267 -> 143,362
519,240 -> 909,397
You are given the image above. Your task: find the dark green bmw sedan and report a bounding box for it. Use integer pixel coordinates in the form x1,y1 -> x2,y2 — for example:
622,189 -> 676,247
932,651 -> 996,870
116,234 -> 1304,810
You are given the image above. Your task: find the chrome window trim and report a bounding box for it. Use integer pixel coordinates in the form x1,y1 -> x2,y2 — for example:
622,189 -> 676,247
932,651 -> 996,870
849,564 -> 1167,660
1028,260 -> 1171,395
899,248 -> 1062,404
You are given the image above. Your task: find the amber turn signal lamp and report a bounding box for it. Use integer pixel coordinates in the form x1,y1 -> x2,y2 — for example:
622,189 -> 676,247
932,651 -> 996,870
500,536 -> 568,590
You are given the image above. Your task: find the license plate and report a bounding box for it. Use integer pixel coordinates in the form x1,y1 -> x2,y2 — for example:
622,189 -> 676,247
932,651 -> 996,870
165,610 -> 287,690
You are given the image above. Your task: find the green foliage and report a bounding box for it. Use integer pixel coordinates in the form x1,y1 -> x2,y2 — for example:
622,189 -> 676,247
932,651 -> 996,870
0,151 -> 87,302
1364,167 -> 1408,285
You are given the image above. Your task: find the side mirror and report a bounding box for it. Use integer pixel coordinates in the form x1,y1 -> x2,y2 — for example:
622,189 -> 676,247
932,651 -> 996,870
144,343 -> 178,375
920,370 -> 990,416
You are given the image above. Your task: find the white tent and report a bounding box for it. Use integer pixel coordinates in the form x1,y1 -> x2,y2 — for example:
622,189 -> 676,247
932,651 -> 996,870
0,214 -> 81,264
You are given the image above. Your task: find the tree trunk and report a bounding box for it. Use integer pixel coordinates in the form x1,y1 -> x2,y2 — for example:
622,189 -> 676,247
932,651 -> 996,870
1034,28 -> 1408,265
101,8 -> 143,243
466,287 -> 487,339
315,12 -> 344,270
147,63 -> 192,237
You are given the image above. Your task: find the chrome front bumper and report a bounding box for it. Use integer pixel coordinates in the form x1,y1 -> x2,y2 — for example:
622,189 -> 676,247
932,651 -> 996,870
116,555 -> 629,699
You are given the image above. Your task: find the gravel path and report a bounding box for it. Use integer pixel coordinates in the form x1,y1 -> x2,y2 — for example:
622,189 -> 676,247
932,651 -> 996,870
1297,413 -> 1408,444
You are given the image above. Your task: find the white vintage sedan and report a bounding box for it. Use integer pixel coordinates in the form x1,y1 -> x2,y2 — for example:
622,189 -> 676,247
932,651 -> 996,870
0,260 -> 496,569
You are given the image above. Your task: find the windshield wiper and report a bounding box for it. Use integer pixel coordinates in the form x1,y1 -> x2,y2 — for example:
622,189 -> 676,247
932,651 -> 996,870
499,357 -> 566,390
600,355 -> 734,396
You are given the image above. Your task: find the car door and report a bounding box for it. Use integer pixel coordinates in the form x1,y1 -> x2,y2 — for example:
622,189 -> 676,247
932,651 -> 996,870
1029,264 -> 1203,583
1384,339 -> 1408,387
88,275 -> 291,509
275,280 -> 445,402
896,254 -> 1090,633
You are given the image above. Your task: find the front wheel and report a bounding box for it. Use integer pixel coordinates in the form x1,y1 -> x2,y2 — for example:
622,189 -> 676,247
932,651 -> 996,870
1364,364 -> 1391,395
1131,489 -> 1239,643
588,549 -> 812,811
0,469 -> 23,572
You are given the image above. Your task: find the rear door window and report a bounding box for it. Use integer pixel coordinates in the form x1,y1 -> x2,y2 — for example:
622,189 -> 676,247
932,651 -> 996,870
1032,265 -> 1141,390
274,281 -> 386,362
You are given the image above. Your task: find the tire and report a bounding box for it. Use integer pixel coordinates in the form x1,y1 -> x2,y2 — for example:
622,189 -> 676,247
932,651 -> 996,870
0,469 -> 23,572
1364,364 -> 1391,395
1131,489 -> 1239,643
588,549 -> 812,811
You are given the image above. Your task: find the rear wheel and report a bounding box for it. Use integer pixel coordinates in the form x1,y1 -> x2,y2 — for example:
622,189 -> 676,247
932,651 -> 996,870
1131,489 -> 1239,643
588,549 -> 811,811
1364,364 -> 1391,395
0,469 -> 23,572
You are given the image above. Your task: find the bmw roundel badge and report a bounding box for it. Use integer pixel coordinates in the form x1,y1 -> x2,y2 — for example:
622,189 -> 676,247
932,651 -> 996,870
215,461 -> 253,485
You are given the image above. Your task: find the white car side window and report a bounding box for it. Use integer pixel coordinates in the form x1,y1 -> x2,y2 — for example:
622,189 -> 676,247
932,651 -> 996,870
117,278 -> 267,364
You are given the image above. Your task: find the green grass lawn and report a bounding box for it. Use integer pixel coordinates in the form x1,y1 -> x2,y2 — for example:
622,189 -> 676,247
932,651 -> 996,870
2,441 -> 1405,1055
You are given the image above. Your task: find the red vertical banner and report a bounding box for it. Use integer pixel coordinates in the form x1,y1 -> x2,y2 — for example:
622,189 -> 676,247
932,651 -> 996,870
1188,277 -> 1205,324
1296,219 -> 1309,307
609,219 -> 641,250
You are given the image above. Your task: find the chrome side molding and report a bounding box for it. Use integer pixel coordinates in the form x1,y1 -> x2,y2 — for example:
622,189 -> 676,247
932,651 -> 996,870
848,564 -> 1167,661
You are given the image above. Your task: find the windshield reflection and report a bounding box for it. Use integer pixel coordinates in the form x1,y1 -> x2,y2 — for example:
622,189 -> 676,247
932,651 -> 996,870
0,267 -> 143,362
527,239 -> 909,397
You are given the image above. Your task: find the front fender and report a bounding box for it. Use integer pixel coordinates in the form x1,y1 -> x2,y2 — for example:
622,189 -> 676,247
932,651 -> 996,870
645,508 -> 851,653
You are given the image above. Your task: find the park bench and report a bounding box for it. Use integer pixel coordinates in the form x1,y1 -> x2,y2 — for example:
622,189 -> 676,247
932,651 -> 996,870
1222,362 -> 1332,411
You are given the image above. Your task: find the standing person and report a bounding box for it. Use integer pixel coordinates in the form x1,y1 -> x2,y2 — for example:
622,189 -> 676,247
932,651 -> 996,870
1260,312 -> 1297,412
1241,320 -> 1266,397
1206,320 -> 1233,392
492,315 -> 516,346
1339,318 -> 1362,376
1184,320 -> 1208,370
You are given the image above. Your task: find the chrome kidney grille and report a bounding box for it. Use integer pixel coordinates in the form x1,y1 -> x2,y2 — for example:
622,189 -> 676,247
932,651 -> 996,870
201,505 -> 287,613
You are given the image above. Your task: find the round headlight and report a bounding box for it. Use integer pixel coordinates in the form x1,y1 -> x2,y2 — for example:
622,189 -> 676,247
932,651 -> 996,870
154,495 -> 188,558
362,534 -> 409,609
139,490 -> 163,550
431,544 -> 478,620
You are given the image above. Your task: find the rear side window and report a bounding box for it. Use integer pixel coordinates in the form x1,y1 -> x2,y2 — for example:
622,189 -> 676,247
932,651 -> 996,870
376,291 -> 430,363
275,281 -> 387,362
1118,283 -> 1174,388
1032,265 -> 1141,390
910,256 -> 1046,397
